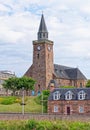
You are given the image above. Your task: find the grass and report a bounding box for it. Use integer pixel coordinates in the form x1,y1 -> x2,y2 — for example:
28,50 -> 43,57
0,96 -> 42,113
0,120 -> 90,130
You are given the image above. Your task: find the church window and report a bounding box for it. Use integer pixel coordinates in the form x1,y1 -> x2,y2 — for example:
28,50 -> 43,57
78,90 -> 86,100
53,91 -> 60,100
65,91 -> 73,100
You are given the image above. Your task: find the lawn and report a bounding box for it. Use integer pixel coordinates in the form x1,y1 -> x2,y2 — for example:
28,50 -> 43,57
0,96 -> 42,113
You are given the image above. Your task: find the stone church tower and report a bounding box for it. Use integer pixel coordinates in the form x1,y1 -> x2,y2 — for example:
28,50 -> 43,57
25,14 -> 54,94
25,14 -> 87,95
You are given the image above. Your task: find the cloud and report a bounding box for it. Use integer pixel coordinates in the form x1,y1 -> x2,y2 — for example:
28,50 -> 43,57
0,0 -> 90,78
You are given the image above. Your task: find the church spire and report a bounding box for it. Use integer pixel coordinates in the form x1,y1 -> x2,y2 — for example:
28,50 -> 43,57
38,14 -> 48,40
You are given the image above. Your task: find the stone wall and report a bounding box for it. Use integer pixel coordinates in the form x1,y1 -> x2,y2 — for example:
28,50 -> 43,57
55,78 -> 87,88
0,113 -> 90,122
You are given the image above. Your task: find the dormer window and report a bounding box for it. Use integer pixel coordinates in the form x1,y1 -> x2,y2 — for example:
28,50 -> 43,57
65,91 -> 73,100
53,91 -> 60,100
78,90 -> 86,100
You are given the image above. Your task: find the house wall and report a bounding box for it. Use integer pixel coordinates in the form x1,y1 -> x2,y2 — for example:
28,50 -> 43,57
48,100 -> 90,115
0,72 -> 15,96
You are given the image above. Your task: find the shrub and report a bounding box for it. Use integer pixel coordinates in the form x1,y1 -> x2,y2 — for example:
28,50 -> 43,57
25,119 -> 37,130
0,96 -> 16,105
15,98 -> 21,103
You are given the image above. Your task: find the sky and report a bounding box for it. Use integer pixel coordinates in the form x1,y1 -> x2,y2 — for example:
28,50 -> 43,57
0,0 -> 90,79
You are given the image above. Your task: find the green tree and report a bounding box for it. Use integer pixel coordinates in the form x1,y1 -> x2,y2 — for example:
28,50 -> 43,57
86,80 -> 90,87
3,76 -> 36,95
3,77 -> 18,95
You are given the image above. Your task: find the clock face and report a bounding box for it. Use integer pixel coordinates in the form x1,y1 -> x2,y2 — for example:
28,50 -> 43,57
37,46 -> 40,51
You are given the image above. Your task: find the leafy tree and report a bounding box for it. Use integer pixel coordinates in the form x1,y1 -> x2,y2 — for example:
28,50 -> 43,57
86,80 -> 90,87
17,76 -> 35,91
3,77 -> 18,95
3,76 -> 36,95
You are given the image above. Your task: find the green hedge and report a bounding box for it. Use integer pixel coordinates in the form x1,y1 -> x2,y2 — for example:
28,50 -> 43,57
0,96 -> 21,105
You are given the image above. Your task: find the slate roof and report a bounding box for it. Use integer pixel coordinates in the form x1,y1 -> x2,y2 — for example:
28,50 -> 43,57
48,88 -> 90,100
38,14 -> 48,33
54,64 -> 87,80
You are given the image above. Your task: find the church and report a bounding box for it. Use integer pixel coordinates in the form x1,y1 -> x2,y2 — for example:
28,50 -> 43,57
24,14 -> 87,94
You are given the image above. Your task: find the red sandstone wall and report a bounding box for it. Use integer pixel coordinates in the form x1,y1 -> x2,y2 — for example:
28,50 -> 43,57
48,100 -> 90,115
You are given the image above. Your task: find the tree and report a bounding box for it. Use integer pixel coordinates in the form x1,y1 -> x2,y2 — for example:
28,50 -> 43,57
3,77 -> 18,95
86,80 -> 90,87
3,76 -> 36,95
17,76 -> 36,95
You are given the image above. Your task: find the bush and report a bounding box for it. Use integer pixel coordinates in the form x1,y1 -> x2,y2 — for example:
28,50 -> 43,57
34,90 -> 50,113
0,96 -> 16,105
25,119 -> 37,130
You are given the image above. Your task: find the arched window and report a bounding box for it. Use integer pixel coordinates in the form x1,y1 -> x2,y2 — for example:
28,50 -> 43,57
78,90 -> 86,100
65,91 -> 73,100
53,91 -> 60,100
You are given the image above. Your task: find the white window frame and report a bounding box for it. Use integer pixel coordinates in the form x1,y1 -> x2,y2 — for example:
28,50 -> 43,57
65,91 -> 73,100
79,106 -> 84,113
54,105 -> 58,112
53,91 -> 60,100
78,90 -> 86,100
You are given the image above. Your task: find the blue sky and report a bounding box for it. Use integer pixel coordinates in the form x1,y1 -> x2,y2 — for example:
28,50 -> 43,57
0,0 -> 90,79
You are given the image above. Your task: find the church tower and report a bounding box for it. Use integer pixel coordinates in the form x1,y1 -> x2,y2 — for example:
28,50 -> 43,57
33,14 -> 54,93
25,14 -> 54,94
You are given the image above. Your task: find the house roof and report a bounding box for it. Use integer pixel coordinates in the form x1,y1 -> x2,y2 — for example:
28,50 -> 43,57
54,64 -> 87,80
0,70 -> 15,79
48,88 -> 90,100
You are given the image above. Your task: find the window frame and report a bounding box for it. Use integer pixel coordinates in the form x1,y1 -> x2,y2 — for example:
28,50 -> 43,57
65,91 -> 73,100
79,106 -> 84,113
54,105 -> 58,112
53,91 -> 60,100
78,90 -> 86,100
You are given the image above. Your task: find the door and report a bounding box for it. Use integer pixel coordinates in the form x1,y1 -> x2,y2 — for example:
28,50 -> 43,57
67,106 -> 70,115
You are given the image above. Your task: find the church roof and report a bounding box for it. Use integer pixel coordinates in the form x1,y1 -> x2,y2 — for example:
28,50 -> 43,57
54,64 -> 87,80
38,14 -> 48,33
